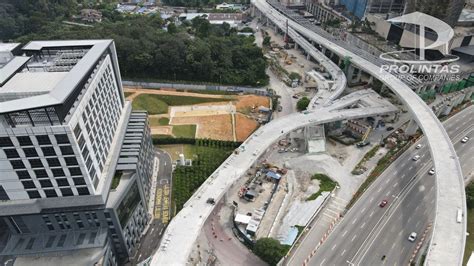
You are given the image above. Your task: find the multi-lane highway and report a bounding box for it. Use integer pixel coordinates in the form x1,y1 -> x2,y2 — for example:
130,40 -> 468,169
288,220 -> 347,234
302,105 -> 473,266
253,1 -> 466,263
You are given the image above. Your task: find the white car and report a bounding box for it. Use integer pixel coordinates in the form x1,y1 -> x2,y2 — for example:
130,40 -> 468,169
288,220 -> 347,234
415,144 -> 422,149
428,168 -> 435,175
412,155 -> 420,161
461,136 -> 469,143
408,232 -> 417,242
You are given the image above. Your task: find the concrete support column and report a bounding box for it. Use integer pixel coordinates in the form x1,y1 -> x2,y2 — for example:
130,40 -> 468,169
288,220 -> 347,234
368,75 -> 374,85
294,43 -> 299,50
346,65 -> 355,82
321,47 -> 327,55
355,68 -> 362,83
405,119 -> 419,136
306,53 -> 311,60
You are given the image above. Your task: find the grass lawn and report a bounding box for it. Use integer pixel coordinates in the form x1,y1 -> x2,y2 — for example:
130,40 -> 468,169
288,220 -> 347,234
132,94 -> 232,115
149,117 -> 169,127
151,94 -> 232,105
172,125 -> 196,138
132,94 -> 168,114
307,173 -> 337,201
464,208 -> 474,265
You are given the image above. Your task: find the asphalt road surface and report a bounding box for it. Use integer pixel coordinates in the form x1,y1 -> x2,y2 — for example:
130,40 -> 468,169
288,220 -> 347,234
132,148 -> 172,264
297,106 -> 474,266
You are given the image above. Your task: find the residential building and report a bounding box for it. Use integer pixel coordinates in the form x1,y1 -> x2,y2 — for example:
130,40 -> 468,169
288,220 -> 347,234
0,40 -> 155,265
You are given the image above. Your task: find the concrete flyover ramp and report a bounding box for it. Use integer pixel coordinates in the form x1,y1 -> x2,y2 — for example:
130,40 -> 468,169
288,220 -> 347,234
253,0 -> 466,265
150,91 -> 398,265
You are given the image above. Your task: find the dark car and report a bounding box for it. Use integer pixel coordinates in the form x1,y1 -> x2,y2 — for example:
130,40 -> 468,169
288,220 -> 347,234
386,126 -> 394,131
379,199 -> 388,207
356,141 -> 370,148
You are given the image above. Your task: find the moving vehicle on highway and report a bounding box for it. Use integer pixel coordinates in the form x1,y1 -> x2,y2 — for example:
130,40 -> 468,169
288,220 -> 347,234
386,126 -> 394,131
412,155 -> 421,161
356,141 -> 370,148
379,199 -> 388,208
415,144 -> 422,149
408,232 -> 417,242
461,136 -> 469,143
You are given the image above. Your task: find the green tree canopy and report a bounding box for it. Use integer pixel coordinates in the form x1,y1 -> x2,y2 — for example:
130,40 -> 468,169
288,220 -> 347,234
297,96 -> 310,111
467,182 -> 474,209
253,238 -> 290,266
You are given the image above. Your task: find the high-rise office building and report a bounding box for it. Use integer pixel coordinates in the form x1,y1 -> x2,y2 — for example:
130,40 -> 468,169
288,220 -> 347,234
0,40 -> 155,265
404,0 -> 465,27
338,0 -> 406,19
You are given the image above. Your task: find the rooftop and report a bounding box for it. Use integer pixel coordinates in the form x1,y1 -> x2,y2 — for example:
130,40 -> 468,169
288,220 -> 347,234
0,40 -> 113,114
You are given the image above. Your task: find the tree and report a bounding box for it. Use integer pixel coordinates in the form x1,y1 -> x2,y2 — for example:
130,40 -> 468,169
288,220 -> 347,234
263,36 -> 271,46
167,22 -> 177,34
467,182 -> 474,209
253,238 -> 289,266
288,72 -> 302,81
297,97 -> 310,111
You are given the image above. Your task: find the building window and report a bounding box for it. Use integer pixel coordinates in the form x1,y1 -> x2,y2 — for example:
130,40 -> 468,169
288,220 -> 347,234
60,188 -> 73,197
16,171 -> 31,179
35,135 -> 51,145
28,159 -> 43,168
27,190 -> 41,199
60,146 -> 74,155
10,160 -> 25,169
39,180 -> 53,188
73,124 -> 82,138
47,158 -> 61,167
17,136 -> 32,146
4,149 -> 19,158
77,187 -> 90,196
69,167 -> 82,176
22,181 -> 36,189
56,178 -> 69,187
41,146 -> 56,156
47,224 -> 54,231
34,169 -> 48,178
55,134 -> 69,144
73,178 -> 86,186
52,168 -> 65,177
0,137 -> 13,147
44,189 -> 57,198
64,157 -> 78,166
23,148 -> 38,157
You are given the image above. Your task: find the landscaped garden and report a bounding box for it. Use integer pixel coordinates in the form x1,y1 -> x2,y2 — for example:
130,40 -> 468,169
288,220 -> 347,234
132,94 -> 230,114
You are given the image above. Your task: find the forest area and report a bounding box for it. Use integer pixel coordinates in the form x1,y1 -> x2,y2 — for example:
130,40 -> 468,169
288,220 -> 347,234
0,0 -> 268,86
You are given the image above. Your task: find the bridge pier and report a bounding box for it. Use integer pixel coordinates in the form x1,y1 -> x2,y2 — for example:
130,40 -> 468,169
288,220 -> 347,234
405,119 -> 419,136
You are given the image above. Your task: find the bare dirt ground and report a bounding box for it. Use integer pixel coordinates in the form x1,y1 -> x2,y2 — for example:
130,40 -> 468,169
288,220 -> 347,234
235,114 -> 259,142
172,114 -> 234,141
125,88 -> 269,141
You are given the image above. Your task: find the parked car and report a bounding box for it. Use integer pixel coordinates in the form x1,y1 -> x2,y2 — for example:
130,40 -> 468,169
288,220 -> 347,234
461,136 -> 469,143
379,199 -> 388,208
356,141 -> 370,148
408,232 -> 417,242
428,168 -> 435,175
412,155 -> 421,161
386,126 -> 394,131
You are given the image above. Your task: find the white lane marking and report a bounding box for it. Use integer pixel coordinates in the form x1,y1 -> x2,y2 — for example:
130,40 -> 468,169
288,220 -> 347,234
320,258 -> 326,266
385,179 -> 390,184
341,249 -> 346,256
351,235 -> 357,242
352,218 -> 357,224
377,187 -> 382,192
360,222 -> 366,229
392,182 -> 398,188
342,230 -> 348,237
409,165 -> 414,170
331,244 -> 337,250
361,207 -> 366,213
369,211 -> 374,217
369,197 -> 374,203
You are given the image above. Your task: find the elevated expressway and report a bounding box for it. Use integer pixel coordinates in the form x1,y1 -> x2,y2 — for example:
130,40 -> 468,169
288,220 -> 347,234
253,1 -> 466,265
150,90 -> 397,265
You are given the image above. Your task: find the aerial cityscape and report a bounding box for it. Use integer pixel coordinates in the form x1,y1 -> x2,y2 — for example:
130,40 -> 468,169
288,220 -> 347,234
0,0 -> 473,266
